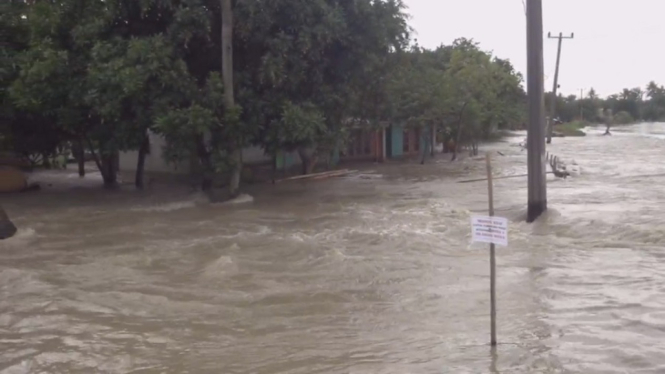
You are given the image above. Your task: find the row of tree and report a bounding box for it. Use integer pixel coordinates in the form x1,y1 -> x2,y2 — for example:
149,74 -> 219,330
549,82 -> 665,125
1,0 -> 528,195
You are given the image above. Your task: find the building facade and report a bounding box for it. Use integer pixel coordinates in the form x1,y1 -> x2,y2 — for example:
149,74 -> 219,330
118,125 -> 433,177
385,124 -> 433,158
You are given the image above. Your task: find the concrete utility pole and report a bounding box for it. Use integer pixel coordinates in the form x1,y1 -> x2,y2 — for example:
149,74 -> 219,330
526,0 -> 547,222
546,32 -> 574,144
222,0 -> 242,198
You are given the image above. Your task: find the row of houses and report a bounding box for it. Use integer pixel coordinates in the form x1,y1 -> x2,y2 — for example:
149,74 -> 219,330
118,124 -> 435,176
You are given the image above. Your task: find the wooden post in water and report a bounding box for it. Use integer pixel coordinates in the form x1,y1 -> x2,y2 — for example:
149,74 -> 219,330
486,153 -> 497,346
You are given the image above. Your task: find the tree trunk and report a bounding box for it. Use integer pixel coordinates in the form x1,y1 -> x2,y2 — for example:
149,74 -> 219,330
297,147 -> 318,175
374,130 -> 383,163
221,0 -> 241,199
443,137 -> 451,153
100,152 -> 118,188
84,136 -> 116,187
135,132 -> 149,189
271,152 -> 277,184
308,155 -> 318,174
228,149 -> 241,197
195,135 -> 213,191
430,126 -> 436,157
302,159 -> 308,175
0,205 -> 17,240
42,153 -> 51,169
420,128 -> 430,165
74,139 -> 85,177
452,102 -> 468,161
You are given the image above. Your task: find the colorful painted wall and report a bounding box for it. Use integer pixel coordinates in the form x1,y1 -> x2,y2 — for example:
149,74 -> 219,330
337,129 -> 385,163
386,124 -> 431,158
389,125 -> 404,158
275,151 -> 300,171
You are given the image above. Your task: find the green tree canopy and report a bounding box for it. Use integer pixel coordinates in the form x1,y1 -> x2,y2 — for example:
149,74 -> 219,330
2,0 -> 532,189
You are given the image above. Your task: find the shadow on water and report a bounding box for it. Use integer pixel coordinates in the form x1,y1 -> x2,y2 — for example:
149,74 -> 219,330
1,123 -> 665,373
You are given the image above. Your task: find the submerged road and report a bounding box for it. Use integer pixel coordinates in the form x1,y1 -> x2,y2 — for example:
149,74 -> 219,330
1,124 -> 665,373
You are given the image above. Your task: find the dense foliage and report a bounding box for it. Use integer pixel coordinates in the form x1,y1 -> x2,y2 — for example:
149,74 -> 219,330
549,82 -> 665,125
2,0 -> 528,191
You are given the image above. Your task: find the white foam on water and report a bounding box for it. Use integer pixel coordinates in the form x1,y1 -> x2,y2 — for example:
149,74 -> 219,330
201,255 -> 239,278
0,359 -> 32,374
13,228 -> 36,239
220,193 -> 254,205
201,244 -> 241,278
0,228 -> 37,249
130,200 -> 198,213
130,192 -> 208,213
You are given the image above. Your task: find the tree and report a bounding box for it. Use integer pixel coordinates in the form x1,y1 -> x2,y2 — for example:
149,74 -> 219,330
156,71 -> 242,192
2,0 -> 66,169
381,38 -> 525,162
234,0 -> 410,174
4,0 -> 531,190
490,58 -> 526,130
9,0 -> 119,186
386,46 -> 450,163
643,81 -> 665,121
80,0 -> 224,189
446,40 -> 498,159
86,35 -> 194,188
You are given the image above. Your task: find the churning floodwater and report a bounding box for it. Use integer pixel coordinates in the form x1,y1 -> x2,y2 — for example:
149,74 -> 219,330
1,124 -> 665,374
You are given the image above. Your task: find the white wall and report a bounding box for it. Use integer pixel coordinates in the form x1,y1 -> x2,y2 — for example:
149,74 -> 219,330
242,145 -> 271,165
119,131 -> 189,174
119,133 -> 274,174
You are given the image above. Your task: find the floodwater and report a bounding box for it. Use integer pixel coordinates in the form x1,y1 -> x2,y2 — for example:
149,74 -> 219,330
2,124 -> 665,374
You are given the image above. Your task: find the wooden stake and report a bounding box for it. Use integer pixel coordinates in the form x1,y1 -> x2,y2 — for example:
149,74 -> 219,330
486,153 -> 497,346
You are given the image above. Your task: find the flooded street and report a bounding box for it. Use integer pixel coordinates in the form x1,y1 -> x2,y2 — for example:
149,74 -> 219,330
2,124 -> 665,374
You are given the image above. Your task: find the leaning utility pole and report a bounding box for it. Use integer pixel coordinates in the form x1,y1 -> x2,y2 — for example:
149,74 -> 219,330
546,32 -> 574,144
526,0 -> 547,222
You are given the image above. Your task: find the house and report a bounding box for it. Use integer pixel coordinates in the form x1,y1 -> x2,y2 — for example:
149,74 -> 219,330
334,127 -> 386,163
335,123 -> 434,163
385,124 -> 435,159
118,124 -> 435,179
118,131 -> 300,178
118,131 -> 190,174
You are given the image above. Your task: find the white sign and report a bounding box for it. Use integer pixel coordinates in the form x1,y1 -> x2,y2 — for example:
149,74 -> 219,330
471,216 -> 508,247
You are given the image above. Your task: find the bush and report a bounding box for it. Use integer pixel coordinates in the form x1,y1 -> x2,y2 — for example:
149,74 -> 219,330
564,120 -> 591,129
555,120 -> 588,137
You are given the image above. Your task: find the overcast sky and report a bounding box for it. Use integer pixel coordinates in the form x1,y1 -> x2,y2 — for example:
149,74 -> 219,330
404,0 -> 665,98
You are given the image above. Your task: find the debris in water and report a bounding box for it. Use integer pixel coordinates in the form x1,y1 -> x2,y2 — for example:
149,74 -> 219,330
275,169 -> 357,183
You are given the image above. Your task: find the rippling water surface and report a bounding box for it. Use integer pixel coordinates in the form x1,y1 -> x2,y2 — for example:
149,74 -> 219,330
2,124 -> 665,373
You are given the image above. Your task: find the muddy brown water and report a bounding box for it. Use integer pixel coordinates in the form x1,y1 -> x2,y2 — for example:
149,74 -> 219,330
2,124 -> 665,373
